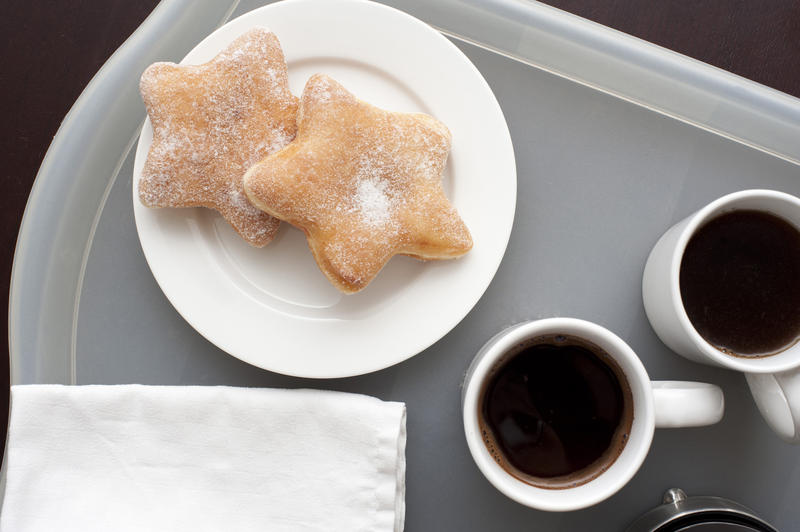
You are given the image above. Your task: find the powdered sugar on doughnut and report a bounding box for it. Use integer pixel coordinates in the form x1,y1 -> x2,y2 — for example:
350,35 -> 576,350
138,27 -> 298,247
243,74 -> 473,293
354,178 -> 391,227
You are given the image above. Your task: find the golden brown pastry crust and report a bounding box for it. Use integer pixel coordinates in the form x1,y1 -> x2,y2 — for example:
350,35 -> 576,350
138,27 -> 298,247
244,74 -> 473,293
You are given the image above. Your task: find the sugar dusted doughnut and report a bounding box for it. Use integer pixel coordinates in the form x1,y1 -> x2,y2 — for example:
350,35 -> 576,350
244,74 -> 472,293
139,27 -> 298,247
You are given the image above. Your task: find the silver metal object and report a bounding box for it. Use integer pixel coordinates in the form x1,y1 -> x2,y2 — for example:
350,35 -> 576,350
626,488 -> 778,531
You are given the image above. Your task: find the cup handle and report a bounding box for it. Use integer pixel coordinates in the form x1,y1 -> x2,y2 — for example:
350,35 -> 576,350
652,381 -> 725,428
746,368 -> 800,443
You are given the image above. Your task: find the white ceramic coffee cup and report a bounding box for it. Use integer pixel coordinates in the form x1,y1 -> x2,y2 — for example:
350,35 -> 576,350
462,318 -> 724,512
642,189 -> 800,443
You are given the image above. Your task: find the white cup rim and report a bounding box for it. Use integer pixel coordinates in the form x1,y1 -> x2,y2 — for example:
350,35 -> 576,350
668,189 -> 800,374
462,318 -> 655,511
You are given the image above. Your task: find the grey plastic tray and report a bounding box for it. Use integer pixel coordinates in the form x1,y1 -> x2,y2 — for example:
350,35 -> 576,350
9,0 -> 800,529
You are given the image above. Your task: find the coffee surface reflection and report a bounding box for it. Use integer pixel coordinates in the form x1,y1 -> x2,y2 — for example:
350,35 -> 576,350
680,210 -> 800,357
479,334 -> 633,489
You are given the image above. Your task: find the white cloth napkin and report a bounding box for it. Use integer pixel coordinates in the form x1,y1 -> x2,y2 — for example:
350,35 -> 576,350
0,385 -> 406,532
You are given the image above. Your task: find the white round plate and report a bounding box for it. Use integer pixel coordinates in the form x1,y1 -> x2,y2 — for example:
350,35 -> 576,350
133,0 -> 516,378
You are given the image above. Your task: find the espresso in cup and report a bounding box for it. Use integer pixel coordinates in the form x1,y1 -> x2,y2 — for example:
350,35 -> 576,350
643,190 -> 800,443
463,318 -> 723,510
478,334 -> 633,489
679,209 -> 800,357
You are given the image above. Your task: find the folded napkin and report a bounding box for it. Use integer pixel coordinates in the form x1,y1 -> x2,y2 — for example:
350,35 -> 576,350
0,385 -> 406,532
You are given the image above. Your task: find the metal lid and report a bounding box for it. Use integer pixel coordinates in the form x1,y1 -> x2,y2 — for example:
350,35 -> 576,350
626,489 -> 778,532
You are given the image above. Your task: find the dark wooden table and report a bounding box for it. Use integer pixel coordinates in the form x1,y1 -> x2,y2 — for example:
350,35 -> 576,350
1,0 -> 799,459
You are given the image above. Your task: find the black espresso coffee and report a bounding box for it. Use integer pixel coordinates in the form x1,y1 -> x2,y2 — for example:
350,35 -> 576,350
680,210 -> 800,357
479,334 -> 633,489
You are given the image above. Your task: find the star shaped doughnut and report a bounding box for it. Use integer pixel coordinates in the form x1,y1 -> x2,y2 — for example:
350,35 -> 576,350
138,27 -> 298,246
244,74 -> 473,293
